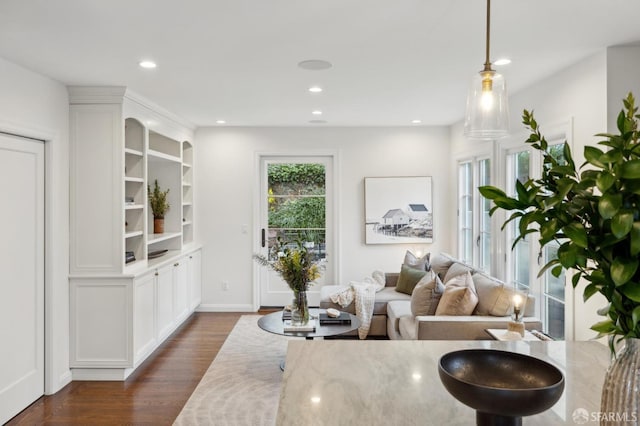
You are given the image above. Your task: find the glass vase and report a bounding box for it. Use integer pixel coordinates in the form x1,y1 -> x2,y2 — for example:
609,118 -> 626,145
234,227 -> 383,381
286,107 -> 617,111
601,338 -> 640,425
291,289 -> 309,326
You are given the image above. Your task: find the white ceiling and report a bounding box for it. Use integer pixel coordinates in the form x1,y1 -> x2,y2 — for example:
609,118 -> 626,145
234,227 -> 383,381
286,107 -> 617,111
1,1 -> 639,127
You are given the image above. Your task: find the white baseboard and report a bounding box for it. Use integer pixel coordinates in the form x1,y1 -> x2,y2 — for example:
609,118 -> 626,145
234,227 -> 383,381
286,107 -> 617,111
196,303 -> 256,312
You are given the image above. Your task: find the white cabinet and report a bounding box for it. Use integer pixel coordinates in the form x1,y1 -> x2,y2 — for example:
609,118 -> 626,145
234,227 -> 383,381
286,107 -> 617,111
68,86 -> 201,381
188,250 -> 202,311
70,248 -> 201,380
133,272 -> 156,361
174,259 -> 189,323
156,263 -> 175,341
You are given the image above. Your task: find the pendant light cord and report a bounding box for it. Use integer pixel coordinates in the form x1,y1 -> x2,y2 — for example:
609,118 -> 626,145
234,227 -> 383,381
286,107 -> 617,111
484,0 -> 492,71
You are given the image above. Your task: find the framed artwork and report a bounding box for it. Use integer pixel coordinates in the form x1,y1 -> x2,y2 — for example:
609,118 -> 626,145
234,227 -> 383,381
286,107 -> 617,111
364,176 -> 433,244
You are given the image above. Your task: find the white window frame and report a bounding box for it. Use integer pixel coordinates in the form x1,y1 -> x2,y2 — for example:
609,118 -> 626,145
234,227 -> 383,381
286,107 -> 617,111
456,146 -> 493,274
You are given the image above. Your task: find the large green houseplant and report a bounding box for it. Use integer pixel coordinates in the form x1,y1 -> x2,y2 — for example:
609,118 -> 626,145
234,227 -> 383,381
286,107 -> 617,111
480,93 -> 640,421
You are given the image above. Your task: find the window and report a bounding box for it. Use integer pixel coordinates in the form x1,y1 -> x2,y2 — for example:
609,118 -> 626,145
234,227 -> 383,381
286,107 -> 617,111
457,157 -> 491,273
500,132 -> 569,340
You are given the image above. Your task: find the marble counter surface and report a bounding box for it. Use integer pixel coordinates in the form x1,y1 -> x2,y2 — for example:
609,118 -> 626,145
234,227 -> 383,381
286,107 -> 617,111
276,340 -> 610,425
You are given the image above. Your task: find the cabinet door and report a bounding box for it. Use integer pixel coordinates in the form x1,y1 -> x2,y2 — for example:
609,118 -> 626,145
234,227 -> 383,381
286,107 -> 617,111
188,250 -> 202,311
173,259 -> 189,322
133,272 -> 156,362
156,264 -> 174,340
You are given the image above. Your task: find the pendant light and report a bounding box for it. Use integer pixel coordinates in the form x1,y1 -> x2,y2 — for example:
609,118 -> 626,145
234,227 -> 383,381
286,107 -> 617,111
464,0 -> 509,140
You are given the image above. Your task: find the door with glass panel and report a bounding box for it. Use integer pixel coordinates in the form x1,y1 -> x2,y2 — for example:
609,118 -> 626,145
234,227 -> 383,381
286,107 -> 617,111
503,142 -> 566,339
458,157 -> 491,273
258,156 -> 333,307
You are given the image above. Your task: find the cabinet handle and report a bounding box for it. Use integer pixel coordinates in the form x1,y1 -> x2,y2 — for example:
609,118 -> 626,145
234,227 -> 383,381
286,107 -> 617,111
174,262 -> 180,267
155,272 -> 159,276
261,228 -> 266,247
189,256 -> 193,259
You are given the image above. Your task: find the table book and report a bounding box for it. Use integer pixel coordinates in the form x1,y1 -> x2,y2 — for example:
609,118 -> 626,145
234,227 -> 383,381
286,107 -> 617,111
319,312 -> 351,325
283,319 -> 316,332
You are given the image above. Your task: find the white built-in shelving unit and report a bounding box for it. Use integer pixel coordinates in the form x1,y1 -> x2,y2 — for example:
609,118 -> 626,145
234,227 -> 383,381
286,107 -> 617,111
68,86 -> 201,380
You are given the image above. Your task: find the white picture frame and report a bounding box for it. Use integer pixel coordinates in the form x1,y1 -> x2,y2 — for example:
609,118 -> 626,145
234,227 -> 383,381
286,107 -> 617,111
364,176 -> 433,244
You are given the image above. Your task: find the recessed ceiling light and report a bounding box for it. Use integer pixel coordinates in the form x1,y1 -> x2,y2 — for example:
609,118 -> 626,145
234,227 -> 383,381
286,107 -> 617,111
216,120 -> 226,124
308,86 -> 323,93
309,120 -> 327,124
494,58 -> 511,66
411,119 -> 422,124
312,110 -> 323,116
139,60 -> 157,69
298,59 -> 333,70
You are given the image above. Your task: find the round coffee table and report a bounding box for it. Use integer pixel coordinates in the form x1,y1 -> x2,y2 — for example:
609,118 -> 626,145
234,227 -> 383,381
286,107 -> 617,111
258,308 -> 360,370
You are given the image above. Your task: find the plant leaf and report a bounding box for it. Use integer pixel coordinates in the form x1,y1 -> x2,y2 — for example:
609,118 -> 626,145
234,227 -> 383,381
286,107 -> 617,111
611,258 -> 639,286
631,222 -> 640,256
598,193 -> 622,219
632,306 -> 640,328
596,171 -> 616,193
584,146 -> 605,168
563,222 -> 588,248
591,319 -> 615,333
620,159 -> 640,179
583,283 -> 599,302
612,210 -> 634,238
620,283 -> 640,303
478,186 -> 507,200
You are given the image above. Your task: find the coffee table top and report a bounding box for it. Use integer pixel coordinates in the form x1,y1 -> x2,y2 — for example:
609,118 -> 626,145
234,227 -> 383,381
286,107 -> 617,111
258,308 -> 360,338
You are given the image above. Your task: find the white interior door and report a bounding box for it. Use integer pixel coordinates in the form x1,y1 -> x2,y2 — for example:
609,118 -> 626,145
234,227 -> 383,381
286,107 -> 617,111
258,156 -> 334,307
0,133 -> 45,424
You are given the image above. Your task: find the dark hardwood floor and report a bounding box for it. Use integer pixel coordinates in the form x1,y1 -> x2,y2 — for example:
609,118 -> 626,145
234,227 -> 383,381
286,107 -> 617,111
7,311 -> 273,425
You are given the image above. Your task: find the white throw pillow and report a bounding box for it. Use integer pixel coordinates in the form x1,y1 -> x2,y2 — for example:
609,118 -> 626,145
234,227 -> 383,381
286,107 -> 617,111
403,250 -> 430,271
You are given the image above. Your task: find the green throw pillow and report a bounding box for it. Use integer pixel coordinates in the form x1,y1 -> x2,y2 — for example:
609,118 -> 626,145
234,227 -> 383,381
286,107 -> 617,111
395,264 -> 427,295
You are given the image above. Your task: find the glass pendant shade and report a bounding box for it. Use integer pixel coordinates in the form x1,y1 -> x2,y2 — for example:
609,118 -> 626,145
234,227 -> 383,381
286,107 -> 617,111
464,69 -> 509,140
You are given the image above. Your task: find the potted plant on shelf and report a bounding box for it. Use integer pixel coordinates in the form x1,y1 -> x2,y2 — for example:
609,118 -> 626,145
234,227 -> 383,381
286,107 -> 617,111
148,179 -> 170,234
479,93 -> 640,423
254,239 -> 322,326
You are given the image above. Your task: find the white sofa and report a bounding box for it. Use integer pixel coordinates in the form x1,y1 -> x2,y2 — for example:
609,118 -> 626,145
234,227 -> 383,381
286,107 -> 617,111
319,253 -> 542,340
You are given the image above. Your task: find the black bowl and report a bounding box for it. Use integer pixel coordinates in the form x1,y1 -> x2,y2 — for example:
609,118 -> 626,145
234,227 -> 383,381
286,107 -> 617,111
438,349 -> 564,422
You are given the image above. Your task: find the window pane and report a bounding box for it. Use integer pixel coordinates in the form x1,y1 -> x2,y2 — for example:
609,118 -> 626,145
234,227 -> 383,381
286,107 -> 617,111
515,151 -> 530,184
514,239 -> 530,287
546,298 -> 565,340
480,233 -> 491,272
544,244 -> 565,301
267,163 -> 326,262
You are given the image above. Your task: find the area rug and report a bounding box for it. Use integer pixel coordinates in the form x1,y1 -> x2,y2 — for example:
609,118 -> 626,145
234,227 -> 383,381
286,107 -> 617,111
173,315 -> 292,426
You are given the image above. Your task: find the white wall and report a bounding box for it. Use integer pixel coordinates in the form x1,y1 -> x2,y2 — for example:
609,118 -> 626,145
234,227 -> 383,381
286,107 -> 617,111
606,45 -> 640,132
195,126 -> 452,310
0,56 -> 70,393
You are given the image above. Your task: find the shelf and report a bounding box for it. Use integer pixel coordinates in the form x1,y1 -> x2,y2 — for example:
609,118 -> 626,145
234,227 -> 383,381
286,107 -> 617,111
125,204 -> 144,210
183,162 -> 192,168
125,176 -> 144,183
182,202 -> 193,207
124,147 -> 143,157
182,182 -> 192,187
147,232 -> 181,245
125,230 -> 143,239
148,149 -> 181,164
182,221 -> 193,226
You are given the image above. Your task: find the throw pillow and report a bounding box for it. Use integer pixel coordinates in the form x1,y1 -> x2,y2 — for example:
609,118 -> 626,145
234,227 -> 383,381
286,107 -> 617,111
410,274 -> 445,316
429,252 -> 457,278
443,262 -> 475,283
472,273 -> 512,316
435,272 -> 479,316
403,250 -> 430,271
395,264 -> 427,295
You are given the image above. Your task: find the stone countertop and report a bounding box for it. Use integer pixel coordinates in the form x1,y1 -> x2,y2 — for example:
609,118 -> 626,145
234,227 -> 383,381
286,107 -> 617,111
276,340 -> 610,425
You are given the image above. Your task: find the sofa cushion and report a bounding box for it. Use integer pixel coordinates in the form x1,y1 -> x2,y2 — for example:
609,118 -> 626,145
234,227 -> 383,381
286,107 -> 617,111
472,273 -> 513,317
387,300 -> 413,336
319,285 -> 410,315
403,250 -> 430,271
435,272 -> 478,316
443,261 -> 475,283
429,252 -> 456,278
410,274 -> 444,316
395,264 -> 427,295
